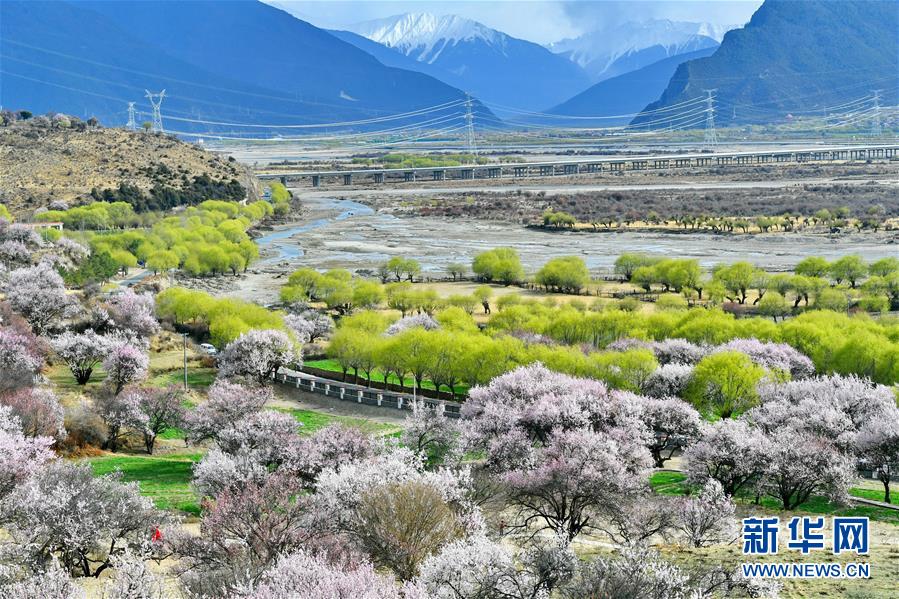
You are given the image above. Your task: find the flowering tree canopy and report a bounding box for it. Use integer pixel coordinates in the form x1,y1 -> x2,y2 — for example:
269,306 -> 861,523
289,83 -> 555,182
102,343 -> 149,396
244,550 -> 402,599
633,395 -> 702,468
684,419 -> 770,497
124,385 -> 185,454
501,429 -> 650,540
402,401 -> 460,468
385,313 -> 440,336
641,363 -> 694,399
104,289 -> 160,339
462,364 -> 653,540
650,338 -> 708,365
0,387 -> 65,439
714,338 -> 815,379
675,479 -> 738,548
174,474 -> 314,597
0,327 -> 45,392
5,263 -> 74,334
0,406 -> 55,498
760,428 -> 854,509
184,380 -> 271,444
855,408 -> 899,505
218,329 -> 299,384
416,534 -> 576,599
51,329 -> 111,385
1,461 -> 173,577
282,424 -> 377,489
0,561 -> 84,599
94,391 -> 147,453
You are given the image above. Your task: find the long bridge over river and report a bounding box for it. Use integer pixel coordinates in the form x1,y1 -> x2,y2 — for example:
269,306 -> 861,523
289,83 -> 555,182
257,144 -> 899,187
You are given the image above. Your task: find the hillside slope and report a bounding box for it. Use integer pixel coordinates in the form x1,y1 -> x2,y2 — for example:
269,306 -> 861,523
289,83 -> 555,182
0,118 -> 256,214
547,47 -> 718,125
632,0 -> 899,126
1,1 -> 487,131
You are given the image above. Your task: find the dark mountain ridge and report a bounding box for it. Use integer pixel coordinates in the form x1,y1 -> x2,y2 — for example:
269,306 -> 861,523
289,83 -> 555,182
632,0 -> 899,127
1,1 -> 494,133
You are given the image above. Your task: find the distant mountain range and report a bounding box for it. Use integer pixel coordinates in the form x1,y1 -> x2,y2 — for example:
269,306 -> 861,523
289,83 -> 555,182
1,1 -> 493,132
546,46 -> 719,126
633,0 -> 899,127
342,13 -> 592,114
547,19 -> 733,82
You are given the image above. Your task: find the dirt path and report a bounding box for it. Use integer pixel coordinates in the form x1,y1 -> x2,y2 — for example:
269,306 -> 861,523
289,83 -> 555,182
271,385 -> 409,426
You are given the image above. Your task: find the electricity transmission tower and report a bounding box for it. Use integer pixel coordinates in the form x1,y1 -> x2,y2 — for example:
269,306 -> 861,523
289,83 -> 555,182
870,90 -> 882,137
703,89 -> 718,146
464,93 -> 476,160
126,102 -> 137,130
144,89 -> 166,133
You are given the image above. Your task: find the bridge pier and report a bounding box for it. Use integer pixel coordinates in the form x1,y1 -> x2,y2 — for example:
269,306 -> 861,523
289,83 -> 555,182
539,165 -> 553,176
373,172 -> 384,184
432,170 -> 445,181
513,166 -> 527,177
279,176 -> 287,186
653,159 -> 669,169
585,163 -> 600,173
343,174 -> 352,185
563,164 -> 579,175
487,167 -> 502,178
404,171 -> 415,182
631,160 -> 647,170
610,162 -> 625,172
311,175 -> 320,187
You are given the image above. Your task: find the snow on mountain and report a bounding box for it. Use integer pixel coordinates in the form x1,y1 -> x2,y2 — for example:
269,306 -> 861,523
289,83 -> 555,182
548,19 -> 739,81
350,13 -> 504,64
344,13 -> 592,112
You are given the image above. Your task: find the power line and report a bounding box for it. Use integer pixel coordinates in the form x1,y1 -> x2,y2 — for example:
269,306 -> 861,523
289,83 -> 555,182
145,89 -> 166,133
464,93 -> 476,160
871,90 -> 883,137
703,89 -> 718,147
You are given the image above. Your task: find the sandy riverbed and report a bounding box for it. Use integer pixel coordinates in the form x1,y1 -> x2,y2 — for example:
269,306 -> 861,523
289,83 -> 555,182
204,191 -> 898,305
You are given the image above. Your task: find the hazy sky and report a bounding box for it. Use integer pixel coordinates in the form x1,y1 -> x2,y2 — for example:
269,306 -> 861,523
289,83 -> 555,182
272,0 -> 764,44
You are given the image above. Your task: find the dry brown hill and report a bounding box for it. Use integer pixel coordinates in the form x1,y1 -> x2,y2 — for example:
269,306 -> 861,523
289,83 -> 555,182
0,117 -> 258,216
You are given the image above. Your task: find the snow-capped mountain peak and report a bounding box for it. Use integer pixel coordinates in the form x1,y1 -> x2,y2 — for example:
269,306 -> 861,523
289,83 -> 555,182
548,19 -> 739,81
348,13 -> 505,63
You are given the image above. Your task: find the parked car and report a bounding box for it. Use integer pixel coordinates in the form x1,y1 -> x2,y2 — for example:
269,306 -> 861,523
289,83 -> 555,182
199,343 -> 217,356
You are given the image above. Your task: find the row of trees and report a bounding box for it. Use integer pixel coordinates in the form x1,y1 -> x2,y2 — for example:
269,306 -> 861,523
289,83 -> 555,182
323,306 -> 826,407
616,253 -> 899,311
537,204 -> 887,233
487,300 -> 899,385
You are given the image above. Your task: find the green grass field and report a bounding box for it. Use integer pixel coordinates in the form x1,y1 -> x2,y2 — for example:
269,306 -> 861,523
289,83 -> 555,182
86,451 -> 204,515
649,471 -> 899,524
148,367 -> 217,390
275,407 -> 402,436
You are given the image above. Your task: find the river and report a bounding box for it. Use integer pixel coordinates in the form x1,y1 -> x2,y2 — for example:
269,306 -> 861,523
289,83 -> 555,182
251,195 -> 899,276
